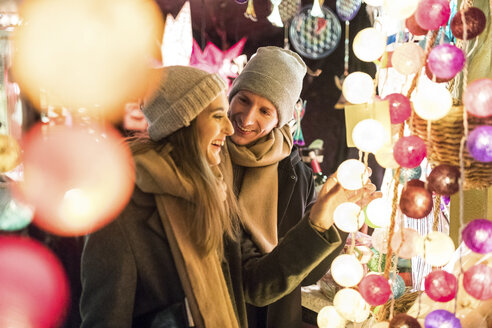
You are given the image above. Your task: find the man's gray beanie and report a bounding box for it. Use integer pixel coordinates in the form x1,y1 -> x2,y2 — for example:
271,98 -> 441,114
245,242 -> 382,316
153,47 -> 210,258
143,65 -> 227,141
228,46 -> 307,127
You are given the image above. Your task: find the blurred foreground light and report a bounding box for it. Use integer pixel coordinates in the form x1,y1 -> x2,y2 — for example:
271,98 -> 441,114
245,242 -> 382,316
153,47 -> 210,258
13,123 -> 135,236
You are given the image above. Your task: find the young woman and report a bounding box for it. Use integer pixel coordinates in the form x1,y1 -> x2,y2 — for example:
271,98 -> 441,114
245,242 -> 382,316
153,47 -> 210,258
79,65 -> 359,328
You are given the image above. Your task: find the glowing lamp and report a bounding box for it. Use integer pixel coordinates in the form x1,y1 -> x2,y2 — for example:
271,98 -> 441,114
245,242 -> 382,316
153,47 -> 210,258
421,232 -> 455,267
371,228 -> 389,254
463,264 -> 492,300
413,83 -> 452,120
389,313 -> 421,328
427,164 -> 460,195
415,0 -> 451,31
467,126 -> 492,163
366,198 -> 392,228
391,43 -> 425,75
336,159 -> 369,190
391,228 -> 423,259
0,236 -> 69,328
342,72 -> 375,104
375,144 -> 399,169
382,0 -> 418,20
331,254 -> 364,287
425,309 -> 461,328
352,119 -> 386,153
462,219 -> 492,254
353,28 -> 387,62
427,44 -> 465,81
13,123 -> 135,236
359,274 -> 391,306
405,14 -> 427,36
317,306 -> 346,328
393,136 -> 426,169
424,270 -> 457,302
451,7 -> 487,40
384,93 -> 411,124
463,78 -> 492,118
334,202 -> 364,233
333,288 -> 371,323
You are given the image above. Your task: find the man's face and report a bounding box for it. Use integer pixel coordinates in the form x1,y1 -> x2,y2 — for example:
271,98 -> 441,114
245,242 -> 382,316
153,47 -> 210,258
228,90 -> 279,146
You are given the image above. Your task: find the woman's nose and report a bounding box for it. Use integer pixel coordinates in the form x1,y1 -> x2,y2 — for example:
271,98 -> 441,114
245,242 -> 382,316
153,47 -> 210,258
224,117 -> 234,136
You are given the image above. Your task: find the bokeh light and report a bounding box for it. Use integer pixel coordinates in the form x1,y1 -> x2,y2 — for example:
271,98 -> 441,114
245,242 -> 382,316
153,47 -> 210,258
333,288 -> 371,323
0,235 -> 69,328
342,72 -> 375,104
393,136 -> 426,169
12,0 -> 163,121
467,126 -> 492,162
462,219 -> 492,254
352,119 -> 387,153
359,274 -> 391,305
463,78 -> 492,118
353,28 -> 387,62
391,43 -> 425,75
317,306 -> 346,328
331,254 -> 364,287
13,123 -> 135,236
421,231 -> 455,267
413,82 -> 452,120
424,270 -> 457,302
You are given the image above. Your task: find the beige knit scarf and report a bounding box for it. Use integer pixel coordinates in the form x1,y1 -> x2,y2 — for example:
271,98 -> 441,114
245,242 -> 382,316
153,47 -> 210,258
133,143 -> 239,328
226,126 -> 293,253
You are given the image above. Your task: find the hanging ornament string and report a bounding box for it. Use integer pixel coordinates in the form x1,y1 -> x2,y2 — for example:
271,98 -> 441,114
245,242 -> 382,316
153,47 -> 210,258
432,195 -> 441,231
244,0 -> 257,22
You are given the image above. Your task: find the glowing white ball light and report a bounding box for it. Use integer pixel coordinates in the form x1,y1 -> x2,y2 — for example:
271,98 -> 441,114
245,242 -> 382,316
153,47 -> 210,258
383,0 -> 419,19
421,231 -> 455,267
331,254 -> 364,287
317,306 -> 346,328
337,159 -> 369,190
352,119 -> 387,153
342,72 -> 375,104
366,198 -> 392,228
334,202 -> 364,233
375,144 -> 399,169
334,288 -> 371,322
413,83 -> 452,120
353,28 -> 387,62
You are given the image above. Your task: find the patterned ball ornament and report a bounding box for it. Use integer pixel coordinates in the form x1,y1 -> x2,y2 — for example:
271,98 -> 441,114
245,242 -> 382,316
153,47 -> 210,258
389,273 -> 406,299
427,44 -> 465,81
425,310 -> 461,328
400,180 -> 433,219
424,270 -> 457,302
427,164 -> 460,196
394,136 -> 427,169
395,166 -> 422,184
467,126 -> 492,162
463,78 -> 492,118
359,274 -> 392,306
451,7 -> 486,40
415,0 -> 450,31
462,219 -> 492,254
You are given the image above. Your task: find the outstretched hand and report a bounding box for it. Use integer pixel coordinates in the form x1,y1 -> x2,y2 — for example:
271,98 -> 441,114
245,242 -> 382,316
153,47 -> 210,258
309,173 -> 382,231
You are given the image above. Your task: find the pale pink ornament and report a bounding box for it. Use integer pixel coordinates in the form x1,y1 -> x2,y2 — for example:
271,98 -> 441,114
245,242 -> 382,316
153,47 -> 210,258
391,228 -> 422,259
391,43 -> 425,75
415,0 -> 451,31
463,78 -> 492,118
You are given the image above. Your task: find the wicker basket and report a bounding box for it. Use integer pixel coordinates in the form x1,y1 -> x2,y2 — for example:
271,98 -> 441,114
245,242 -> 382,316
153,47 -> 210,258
410,101 -> 492,190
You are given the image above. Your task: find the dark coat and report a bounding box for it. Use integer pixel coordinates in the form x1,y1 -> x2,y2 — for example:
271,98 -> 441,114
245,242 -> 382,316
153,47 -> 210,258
79,185 -> 342,328
246,147 -> 348,328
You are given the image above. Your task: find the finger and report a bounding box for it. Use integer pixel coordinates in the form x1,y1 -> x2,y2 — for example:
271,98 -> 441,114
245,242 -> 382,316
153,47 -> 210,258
366,167 -> 372,177
318,175 -> 338,196
363,183 -> 377,194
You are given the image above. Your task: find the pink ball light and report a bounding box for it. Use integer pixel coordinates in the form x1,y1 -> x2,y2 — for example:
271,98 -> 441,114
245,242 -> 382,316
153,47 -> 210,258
359,274 -> 392,306
463,264 -> 492,300
462,219 -> 492,254
424,270 -> 457,302
463,78 -> 492,118
0,235 -> 69,328
427,44 -> 465,81
415,0 -> 451,31
467,126 -> 492,163
393,135 -> 427,168
384,93 -> 412,124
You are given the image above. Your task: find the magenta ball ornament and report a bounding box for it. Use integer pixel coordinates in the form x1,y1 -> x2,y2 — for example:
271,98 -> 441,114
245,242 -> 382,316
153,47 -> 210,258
424,270 -> 457,302
427,44 -> 465,81
425,310 -> 461,328
425,63 -> 451,83
467,126 -> 492,163
389,313 -> 421,328
400,179 -> 433,219
427,164 -> 460,196
384,93 -> 412,124
463,78 -> 492,118
405,14 -> 428,36
462,219 -> 492,254
463,264 -> 492,300
393,136 -> 427,168
359,274 -> 392,306
415,0 -> 450,30
451,7 -> 487,40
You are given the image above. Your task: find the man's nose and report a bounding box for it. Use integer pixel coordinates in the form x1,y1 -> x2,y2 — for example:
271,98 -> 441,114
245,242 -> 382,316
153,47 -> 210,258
241,107 -> 257,125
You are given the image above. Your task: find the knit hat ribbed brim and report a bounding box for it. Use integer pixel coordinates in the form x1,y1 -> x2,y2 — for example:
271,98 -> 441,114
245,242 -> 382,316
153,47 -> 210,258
143,66 -> 228,141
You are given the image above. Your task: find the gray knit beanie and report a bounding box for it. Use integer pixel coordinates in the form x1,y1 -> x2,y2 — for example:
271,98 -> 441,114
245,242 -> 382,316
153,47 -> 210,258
143,65 -> 228,141
229,46 -> 307,127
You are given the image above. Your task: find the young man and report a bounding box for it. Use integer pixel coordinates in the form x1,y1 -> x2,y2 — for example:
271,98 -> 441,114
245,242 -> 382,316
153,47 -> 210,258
226,46 -> 350,328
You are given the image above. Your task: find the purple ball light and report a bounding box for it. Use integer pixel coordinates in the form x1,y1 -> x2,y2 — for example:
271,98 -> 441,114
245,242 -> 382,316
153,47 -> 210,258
415,0 -> 451,31
384,93 -> 412,124
394,135 -> 427,168
425,310 -> 461,328
427,44 -> 465,81
462,219 -> 492,254
463,78 -> 492,118
467,126 -> 492,162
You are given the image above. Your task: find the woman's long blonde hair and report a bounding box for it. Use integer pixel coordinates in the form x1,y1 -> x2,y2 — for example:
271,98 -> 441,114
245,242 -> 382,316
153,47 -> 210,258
129,120 -> 240,256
